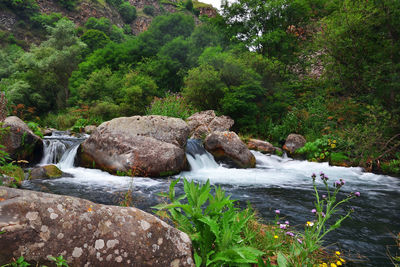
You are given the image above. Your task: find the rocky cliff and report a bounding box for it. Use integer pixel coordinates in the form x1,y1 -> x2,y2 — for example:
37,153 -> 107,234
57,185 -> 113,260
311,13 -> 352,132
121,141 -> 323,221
0,0 -> 217,45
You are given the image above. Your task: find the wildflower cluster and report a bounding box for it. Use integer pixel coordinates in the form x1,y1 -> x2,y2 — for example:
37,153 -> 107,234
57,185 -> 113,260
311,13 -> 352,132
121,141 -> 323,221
319,251 -> 346,267
304,172 -> 360,255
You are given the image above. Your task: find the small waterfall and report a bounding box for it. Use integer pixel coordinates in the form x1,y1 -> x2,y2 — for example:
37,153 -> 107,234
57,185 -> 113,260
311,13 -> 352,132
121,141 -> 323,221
185,139 -> 219,170
40,132 -> 87,169
40,139 -> 67,164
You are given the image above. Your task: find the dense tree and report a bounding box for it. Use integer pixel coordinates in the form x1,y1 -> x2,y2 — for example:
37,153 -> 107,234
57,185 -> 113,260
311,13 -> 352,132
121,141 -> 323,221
1,19 -> 85,112
221,0 -> 313,62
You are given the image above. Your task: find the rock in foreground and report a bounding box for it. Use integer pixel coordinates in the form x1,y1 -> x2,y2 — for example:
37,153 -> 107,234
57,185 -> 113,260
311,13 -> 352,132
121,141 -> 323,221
204,131 -> 255,168
0,187 -> 194,266
78,116 -> 190,177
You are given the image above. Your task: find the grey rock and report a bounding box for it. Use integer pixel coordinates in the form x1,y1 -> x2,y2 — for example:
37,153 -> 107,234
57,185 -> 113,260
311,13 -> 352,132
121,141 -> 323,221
0,186 -> 194,266
204,131 -> 255,168
283,134 -> 307,154
1,116 -> 43,163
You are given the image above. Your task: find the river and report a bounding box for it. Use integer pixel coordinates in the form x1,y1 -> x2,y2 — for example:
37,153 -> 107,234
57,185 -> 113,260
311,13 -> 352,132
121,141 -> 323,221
22,134 -> 400,266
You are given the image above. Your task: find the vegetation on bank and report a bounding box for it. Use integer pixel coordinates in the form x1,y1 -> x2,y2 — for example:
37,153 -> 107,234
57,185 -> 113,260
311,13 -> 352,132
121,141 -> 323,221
0,1 -> 399,176
153,176 -> 359,266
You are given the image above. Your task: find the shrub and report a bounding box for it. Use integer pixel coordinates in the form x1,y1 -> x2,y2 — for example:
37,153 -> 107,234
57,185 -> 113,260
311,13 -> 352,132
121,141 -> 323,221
118,2 -> 137,23
296,136 -> 339,162
146,92 -> 197,119
143,5 -> 155,16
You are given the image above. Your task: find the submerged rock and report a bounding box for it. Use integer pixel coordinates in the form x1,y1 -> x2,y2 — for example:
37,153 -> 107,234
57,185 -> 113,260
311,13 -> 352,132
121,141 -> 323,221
29,165 -> 63,180
78,115 -> 190,177
204,131 -> 255,168
0,186 -> 193,266
1,116 -> 43,164
283,134 -> 306,155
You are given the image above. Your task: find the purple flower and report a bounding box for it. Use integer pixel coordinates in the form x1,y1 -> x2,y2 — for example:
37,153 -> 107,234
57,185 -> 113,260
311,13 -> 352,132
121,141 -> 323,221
286,231 -> 294,237
311,209 -> 317,213
334,180 -> 342,188
280,224 -> 287,229
276,221 -> 280,225
297,238 -> 303,244
285,220 -> 290,225
321,212 -> 325,217
322,194 -> 327,199
355,192 -> 360,197
275,209 -> 280,214
311,173 -> 316,180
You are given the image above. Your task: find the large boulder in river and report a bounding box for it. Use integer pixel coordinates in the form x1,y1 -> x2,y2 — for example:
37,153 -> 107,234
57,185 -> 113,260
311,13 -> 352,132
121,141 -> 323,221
0,186 -> 194,266
186,110 -> 234,139
78,116 -> 190,177
204,131 -> 255,168
1,116 -> 43,163
283,134 -> 306,154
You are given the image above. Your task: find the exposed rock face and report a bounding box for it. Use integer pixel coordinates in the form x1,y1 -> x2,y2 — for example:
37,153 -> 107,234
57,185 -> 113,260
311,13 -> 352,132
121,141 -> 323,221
1,116 -> 43,163
0,187 -> 194,266
247,139 -> 278,154
198,6 -> 217,17
29,165 -> 63,180
283,134 -> 306,154
78,115 -> 190,177
186,110 -> 234,139
204,131 -> 255,168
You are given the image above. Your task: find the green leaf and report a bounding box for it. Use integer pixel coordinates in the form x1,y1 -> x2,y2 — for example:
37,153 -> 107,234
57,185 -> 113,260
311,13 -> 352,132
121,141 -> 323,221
194,252 -> 202,267
277,252 -> 288,267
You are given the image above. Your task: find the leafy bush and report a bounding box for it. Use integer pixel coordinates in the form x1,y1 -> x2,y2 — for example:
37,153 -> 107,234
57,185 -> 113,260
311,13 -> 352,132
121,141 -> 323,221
146,92 -> 197,119
153,179 -> 264,266
296,136 -> 339,162
143,5 -> 155,16
58,0 -> 78,10
118,2 -> 137,23
27,121 -> 43,138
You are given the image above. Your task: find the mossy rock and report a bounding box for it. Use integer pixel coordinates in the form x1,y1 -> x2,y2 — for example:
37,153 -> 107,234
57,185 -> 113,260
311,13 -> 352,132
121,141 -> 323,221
0,165 -> 25,187
29,165 -> 62,180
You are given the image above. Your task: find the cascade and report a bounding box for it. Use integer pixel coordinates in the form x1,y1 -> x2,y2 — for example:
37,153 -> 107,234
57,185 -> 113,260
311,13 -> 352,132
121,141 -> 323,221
40,132 -> 86,169
185,139 -> 219,170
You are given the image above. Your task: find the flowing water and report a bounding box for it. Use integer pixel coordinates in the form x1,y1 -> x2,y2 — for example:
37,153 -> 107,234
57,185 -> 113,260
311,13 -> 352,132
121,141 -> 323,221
23,136 -> 400,266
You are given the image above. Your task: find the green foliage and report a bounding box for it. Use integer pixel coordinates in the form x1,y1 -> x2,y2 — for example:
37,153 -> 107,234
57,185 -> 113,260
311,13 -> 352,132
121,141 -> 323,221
1,255 -> 30,267
153,178 -> 264,266
381,159 -> 400,176
297,136 -> 338,162
81,29 -> 111,53
30,12 -> 63,29
143,5 -> 155,16
0,0 -> 39,19
2,18 -> 86,114
320,0 -> 400,109
185,0 -> 193,11
58,0 -> 78,10
26,121 -> 43,138
84,17 -> 126,43
48,255 -> 69,267
118,2 -> 137,23
146,92 -> 197,119
303,173 -> 359,254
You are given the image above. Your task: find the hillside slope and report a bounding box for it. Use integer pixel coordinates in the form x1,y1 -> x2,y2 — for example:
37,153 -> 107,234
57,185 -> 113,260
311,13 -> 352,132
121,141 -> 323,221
0,0 -> 216,46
